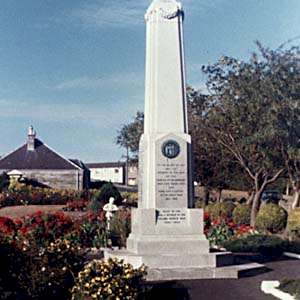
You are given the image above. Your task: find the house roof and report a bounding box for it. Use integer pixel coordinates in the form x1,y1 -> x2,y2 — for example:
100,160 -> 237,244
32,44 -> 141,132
0,139 -> 81,170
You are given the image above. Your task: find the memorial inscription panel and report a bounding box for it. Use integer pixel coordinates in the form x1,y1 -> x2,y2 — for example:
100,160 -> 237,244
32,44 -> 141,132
156,208 -> 187,225
156,138 -> 188,208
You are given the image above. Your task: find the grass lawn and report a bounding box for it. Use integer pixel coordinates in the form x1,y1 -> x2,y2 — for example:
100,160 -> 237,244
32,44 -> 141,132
0,205 -> 86,219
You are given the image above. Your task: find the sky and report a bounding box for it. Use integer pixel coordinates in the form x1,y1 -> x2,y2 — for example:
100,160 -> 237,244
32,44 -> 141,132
0,0 -> 299,163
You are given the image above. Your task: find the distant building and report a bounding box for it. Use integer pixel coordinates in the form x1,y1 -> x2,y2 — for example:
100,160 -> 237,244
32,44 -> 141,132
0,126 -> 89,190
86,162 -> 138,186
86,162 -> 125,184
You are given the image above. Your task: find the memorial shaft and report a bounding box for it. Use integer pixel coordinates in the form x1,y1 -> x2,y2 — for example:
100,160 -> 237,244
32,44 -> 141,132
140,0 -> 193,209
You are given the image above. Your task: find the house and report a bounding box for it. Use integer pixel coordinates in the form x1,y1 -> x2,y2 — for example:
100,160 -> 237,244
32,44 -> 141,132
86,162 -> 125,184
86,162 -> 138,186
0,126 -> 89,190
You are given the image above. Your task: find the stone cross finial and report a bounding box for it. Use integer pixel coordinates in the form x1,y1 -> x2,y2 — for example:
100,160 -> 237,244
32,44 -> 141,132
103,197 -> 119,230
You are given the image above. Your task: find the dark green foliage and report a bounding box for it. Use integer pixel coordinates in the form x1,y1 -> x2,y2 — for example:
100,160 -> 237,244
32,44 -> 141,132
116,111 -> 144,160
207,219 -> 234,247
0,173 -> 9,192
0,238 -> 85,300
204,202 -> 236,220
285,241 -> 300,254
279,279 -> 300,299
222,234 -> 286,256
255,203 -> 288,233
109,208 -> 131,248
233,204 -> 251,225
287,209 -> 300,237
98,182 -> 122,206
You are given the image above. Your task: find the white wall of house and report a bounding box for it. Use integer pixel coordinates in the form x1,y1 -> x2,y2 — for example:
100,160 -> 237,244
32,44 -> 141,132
90,166 -> 124,184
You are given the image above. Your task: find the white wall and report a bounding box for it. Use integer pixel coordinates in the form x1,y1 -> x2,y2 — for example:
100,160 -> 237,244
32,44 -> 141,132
90,167 -> 124,184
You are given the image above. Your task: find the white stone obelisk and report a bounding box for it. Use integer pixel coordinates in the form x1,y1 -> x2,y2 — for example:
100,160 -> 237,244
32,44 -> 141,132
106,0 -> 213,279
105,0 -> 264,279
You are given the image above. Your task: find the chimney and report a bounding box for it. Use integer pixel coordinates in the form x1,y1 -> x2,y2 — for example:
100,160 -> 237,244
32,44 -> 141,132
27,126 -> 36,151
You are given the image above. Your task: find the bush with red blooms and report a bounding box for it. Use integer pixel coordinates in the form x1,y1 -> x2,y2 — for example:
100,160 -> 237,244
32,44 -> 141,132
63,200 -> 88,212
204,211 -> 256,247
65,211 -> 108,249
0,186 -> 98,207
18,211 -> 74,246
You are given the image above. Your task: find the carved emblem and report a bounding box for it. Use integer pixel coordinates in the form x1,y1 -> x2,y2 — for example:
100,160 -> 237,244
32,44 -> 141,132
162,140 -> 180,159
145,1 -> 182,21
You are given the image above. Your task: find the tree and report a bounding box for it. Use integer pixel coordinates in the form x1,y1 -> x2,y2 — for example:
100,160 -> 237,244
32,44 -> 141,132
257,43 -> 300,208
188,87 -> 249,203
116,111 -> 144,161
199,42 -> 300,225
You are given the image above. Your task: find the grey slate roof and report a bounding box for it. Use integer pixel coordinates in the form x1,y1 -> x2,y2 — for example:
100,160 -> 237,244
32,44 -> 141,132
0,139 -> 80,170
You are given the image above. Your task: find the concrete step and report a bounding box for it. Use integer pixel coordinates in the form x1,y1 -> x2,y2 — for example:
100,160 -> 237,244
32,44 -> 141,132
147,263 -> 265,281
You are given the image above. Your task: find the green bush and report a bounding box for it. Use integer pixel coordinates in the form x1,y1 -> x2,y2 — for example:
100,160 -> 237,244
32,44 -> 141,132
255,204 -> 287,233
204,202 -> 236,220
285,241 -> 300,254
207,219 -> 234,247
97,182 -> 122,207
0,237 -> 85,300
287,209 -> 300,237
110,208 -> 131,248
232,204 -> 251,225
222,234 -> 286,256
279,279 -> 300,299
71,258 -> 147,300
0,173 -> 9,192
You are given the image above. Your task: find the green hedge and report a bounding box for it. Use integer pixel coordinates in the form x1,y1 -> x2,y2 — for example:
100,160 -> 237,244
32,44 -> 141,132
255,204 -> 287,233
232,204 -> 251,225
287,209 -> 300,237
205,202 -> 236,220
222,234 -> 286,256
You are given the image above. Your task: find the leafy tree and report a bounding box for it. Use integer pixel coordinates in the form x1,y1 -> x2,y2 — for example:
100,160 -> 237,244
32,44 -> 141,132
116,111 -> 144,161
188,87 -> 250,202
199,42 -> 300,225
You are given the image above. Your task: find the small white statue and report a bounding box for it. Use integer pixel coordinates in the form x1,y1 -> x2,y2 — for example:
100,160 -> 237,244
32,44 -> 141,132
103,197 -> 119,230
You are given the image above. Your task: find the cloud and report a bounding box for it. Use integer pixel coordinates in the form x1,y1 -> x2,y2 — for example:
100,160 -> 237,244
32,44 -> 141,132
52,72 -> 143,90
70,0 -> 147,29
67,0 -> 225,29
0,94 -> 143,127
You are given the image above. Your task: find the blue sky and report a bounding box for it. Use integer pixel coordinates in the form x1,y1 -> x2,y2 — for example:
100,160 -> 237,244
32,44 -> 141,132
0,0 -> 299,163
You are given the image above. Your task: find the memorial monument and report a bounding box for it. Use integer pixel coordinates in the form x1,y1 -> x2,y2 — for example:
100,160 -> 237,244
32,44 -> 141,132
105,0 -> 263,280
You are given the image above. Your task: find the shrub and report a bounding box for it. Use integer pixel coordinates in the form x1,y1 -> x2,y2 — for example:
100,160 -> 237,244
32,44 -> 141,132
71,258 -> 147,300
255,204 -> 287,233
63,200 -> 88,212
67,212 -> 108,249
98,182 -> 122,206
207,219 -> 234,247
0,237 -> 85,300
284,241 -> 300,254
110,208 -> 131,248
19,238 -> 85,300
279,279 -> 300,299
19,211 -> 74,246
287,209 -> 300,237
232,204 -> 251,225
121,191 -> 138,207
222,234 -> 286,256
204,202 -> 236,220
0,172 -> 9,192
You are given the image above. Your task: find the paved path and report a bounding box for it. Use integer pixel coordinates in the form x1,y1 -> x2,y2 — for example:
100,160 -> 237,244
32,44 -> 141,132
146,258 -> 300,300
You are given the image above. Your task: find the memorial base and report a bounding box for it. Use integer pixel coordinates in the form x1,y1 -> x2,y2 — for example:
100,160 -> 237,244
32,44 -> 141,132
104,207 -> 265,280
